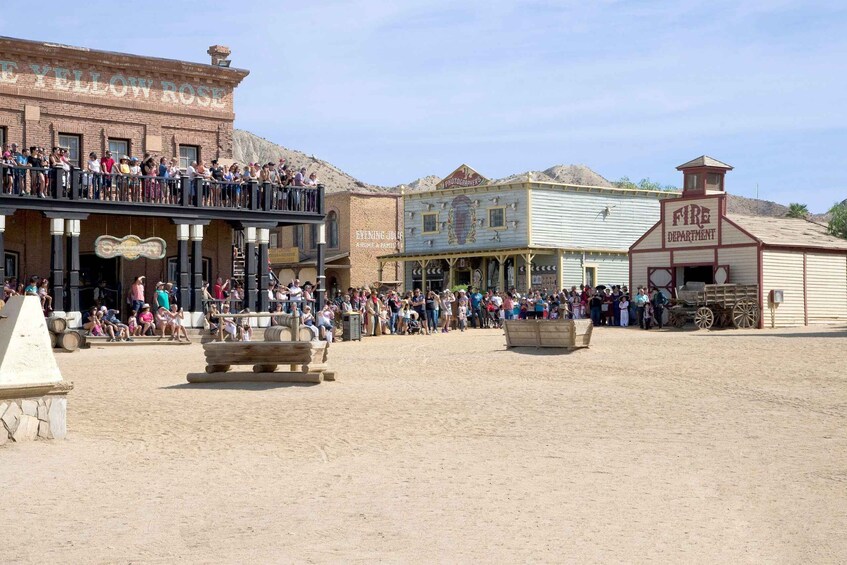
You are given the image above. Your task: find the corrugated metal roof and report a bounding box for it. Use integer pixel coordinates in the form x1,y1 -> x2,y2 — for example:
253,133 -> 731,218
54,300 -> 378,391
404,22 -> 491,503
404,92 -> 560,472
676,155 -> 734,170
728,214 -> 847,251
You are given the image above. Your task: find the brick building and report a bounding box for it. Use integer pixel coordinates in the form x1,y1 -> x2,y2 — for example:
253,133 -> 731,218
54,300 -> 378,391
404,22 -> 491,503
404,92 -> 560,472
0,36 -> 326,326
0,37 -> 242,168
272,190 -> 403,296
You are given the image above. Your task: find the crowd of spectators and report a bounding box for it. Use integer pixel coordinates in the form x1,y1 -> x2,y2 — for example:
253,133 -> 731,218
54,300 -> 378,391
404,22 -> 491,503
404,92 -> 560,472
2,144 -> 321,210
234,279 -> 675,342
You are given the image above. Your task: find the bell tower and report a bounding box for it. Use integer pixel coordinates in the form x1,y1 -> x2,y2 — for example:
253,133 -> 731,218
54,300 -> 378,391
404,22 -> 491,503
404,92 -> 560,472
676,155 -> 733,197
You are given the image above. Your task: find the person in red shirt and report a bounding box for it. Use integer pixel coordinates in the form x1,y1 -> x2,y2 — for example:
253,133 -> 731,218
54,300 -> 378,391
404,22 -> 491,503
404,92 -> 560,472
100,150 -> 116,200
213,276 -> 229,301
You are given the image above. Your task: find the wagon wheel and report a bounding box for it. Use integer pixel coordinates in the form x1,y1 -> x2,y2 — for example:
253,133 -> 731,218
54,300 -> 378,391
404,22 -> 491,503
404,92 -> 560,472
694,306 -> 714,330
713,304 -> 729,328
669,308 -> 687,328
732,300 -> 759,329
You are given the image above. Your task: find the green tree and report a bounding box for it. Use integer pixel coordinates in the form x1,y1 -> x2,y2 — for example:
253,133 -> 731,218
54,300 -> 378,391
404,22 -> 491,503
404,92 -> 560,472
614,177 -> 677,191
786,203 -> 809,219
828,201 -> 847,239
613,176 -> 638,190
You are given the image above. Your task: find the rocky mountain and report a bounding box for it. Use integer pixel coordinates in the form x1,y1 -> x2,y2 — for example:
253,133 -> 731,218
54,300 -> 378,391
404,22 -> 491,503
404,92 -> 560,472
498,165 -> 615,187
232,129 -> 388,193
233,129 -> 833,219
405,175 -> 441,192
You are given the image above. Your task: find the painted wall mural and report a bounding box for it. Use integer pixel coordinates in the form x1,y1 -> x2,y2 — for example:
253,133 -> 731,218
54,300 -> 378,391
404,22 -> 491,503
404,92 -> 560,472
447,195 -> 477,245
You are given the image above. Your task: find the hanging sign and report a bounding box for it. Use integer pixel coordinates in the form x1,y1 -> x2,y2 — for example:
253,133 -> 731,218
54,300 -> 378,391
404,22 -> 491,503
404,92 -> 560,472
268,247 -> 300,264
94,235 -> 166,260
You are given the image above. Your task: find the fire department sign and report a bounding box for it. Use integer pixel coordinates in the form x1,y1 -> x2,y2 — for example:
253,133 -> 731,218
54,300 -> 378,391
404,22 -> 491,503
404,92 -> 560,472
663,198 -> 718,248
95,235 -> 166,261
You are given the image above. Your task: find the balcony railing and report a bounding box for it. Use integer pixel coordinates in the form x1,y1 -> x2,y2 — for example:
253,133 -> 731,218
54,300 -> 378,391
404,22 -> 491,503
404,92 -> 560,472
0,164 -> 324,216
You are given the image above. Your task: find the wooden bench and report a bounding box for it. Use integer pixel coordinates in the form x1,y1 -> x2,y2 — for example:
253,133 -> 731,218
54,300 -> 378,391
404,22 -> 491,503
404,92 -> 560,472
503,319 -> 593,349
187,341 -> 335,384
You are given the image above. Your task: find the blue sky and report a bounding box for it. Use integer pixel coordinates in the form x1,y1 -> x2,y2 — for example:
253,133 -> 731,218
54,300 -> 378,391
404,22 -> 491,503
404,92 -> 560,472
3,0 -> 845,211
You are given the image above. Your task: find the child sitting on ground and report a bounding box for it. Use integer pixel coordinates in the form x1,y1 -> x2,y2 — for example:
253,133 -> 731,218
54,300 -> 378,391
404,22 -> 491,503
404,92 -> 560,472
169,304 -> 191,343
38,278 -> 53,312
127,309 -> 139,336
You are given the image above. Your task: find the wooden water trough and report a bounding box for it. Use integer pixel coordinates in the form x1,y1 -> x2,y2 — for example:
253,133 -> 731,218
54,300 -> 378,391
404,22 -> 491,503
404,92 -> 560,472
187,341 -> 335,384
503,319 -> 593,350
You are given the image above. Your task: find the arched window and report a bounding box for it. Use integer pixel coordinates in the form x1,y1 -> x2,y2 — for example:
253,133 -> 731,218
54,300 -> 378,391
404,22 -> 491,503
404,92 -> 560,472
327,211 -> 339,249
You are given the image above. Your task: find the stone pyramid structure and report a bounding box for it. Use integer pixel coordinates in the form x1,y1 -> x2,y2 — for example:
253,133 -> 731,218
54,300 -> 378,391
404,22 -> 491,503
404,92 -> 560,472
0,296 -> 63,389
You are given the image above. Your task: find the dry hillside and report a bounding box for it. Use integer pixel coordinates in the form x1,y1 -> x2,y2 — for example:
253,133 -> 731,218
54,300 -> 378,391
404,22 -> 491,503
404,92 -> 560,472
233,130 -> 387,194
234,129 -> 835,219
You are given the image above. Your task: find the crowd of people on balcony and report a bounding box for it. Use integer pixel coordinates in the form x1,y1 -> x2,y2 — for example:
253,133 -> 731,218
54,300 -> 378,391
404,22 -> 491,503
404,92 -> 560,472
2,142 -> 321,210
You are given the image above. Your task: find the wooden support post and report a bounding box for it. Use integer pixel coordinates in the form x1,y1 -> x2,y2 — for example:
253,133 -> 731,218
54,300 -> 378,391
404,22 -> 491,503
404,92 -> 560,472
244,227 -> 257,311
419,260 -> 428,292
0,215 -> 5,284
191,225 -> 204,314
524,253 -> 535,293
556,249 -> 564,291
176,224 -> 191,309
446,258 -> 457,289
258,228 -> 271,312
49,218 -> 65,311
497,255 -> 507,293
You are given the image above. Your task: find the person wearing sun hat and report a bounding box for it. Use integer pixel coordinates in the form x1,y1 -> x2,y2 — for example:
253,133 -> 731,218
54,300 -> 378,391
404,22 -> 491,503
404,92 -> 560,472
155,282 -> 170,311
138,303 -> 155,335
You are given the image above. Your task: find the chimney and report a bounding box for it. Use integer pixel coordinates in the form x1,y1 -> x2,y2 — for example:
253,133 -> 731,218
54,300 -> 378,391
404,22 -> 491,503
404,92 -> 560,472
207,45 -> 232,67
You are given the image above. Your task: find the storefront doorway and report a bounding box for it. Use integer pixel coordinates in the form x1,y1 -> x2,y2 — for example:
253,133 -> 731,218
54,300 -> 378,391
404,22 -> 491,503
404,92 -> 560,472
679,265 -> 714,285
80,254 -> 121,310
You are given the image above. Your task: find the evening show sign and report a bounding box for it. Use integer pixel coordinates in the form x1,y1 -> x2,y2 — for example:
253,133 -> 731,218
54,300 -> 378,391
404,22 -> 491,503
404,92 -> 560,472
355,230 -> 402,249
0,60 -> 228,109
664,199 -> 717,247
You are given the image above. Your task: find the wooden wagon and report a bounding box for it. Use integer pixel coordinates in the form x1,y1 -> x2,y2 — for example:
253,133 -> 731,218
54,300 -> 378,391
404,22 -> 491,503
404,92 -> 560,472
666,283 -> 760,330
503,319 -> 593,349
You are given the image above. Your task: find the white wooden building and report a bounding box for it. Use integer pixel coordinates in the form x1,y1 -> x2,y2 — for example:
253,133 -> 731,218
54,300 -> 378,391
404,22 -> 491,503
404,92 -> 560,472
630,156 -> 847,327
378,164 -> 673,292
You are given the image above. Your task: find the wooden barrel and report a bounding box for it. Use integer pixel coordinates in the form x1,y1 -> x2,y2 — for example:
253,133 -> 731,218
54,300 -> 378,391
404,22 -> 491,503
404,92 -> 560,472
59,330 -> 82,352
48,317 -> 68,334
49,331 -> 58,348
263,326 -> 293,342
298,326 -> 315,342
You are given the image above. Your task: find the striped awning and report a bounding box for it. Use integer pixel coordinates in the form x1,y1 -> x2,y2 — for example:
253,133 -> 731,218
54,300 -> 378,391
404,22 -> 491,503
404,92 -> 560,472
412,266 -> 445,276
518,265 -> 557,273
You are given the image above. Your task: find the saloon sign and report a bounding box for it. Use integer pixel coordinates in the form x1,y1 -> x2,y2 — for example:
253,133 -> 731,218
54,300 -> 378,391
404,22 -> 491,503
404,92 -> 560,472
664,199 -> 717,247
0,60 -> 229,110
95,235 -> 166,261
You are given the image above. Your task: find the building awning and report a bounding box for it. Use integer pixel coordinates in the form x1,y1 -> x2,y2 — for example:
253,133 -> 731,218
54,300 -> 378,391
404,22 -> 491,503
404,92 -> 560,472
378,245 -> 626,263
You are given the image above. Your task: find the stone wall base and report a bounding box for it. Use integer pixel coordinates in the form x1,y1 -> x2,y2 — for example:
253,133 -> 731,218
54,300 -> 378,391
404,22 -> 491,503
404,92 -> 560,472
0,394 -> 67,444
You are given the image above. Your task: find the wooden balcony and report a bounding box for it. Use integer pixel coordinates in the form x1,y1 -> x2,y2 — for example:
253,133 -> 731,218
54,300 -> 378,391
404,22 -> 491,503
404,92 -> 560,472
0,165 -> 325,224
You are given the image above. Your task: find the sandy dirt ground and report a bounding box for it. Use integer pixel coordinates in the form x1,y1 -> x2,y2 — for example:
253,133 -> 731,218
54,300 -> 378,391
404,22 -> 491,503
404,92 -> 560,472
2,324 -> 846,564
